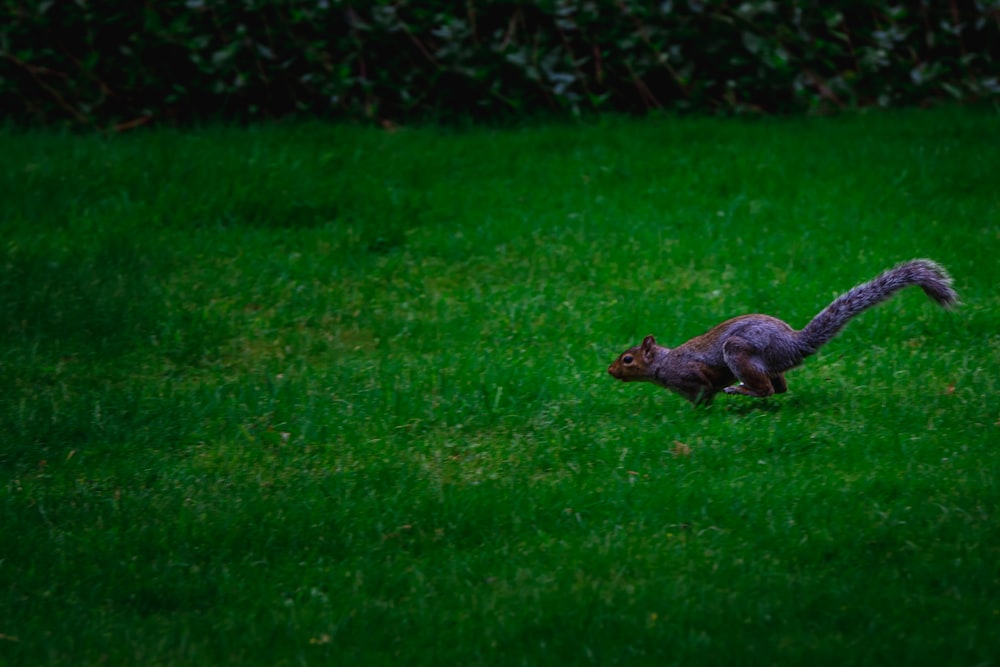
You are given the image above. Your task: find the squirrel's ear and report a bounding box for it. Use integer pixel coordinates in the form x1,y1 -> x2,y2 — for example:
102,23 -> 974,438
641,335 -> 656,359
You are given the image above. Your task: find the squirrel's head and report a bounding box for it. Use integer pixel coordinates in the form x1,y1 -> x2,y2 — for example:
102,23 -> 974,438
607,335 -> 664,382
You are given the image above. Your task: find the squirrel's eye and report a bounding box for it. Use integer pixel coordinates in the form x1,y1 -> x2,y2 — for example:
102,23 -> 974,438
623,355 -> 634,365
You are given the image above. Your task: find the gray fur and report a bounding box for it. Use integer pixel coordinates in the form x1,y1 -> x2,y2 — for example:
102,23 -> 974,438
797,259 -> 957,356
608,258 -> 958,404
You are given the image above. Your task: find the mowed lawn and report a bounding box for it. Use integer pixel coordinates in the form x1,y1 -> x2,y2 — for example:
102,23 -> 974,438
1,107 -> 999,666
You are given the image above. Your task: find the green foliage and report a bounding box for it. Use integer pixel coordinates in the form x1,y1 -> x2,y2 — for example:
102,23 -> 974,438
1,109 -> 999,664
1,1 -> 998,126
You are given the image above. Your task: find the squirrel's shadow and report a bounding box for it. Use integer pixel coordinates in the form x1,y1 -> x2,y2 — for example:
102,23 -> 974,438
711,394 -> 813,416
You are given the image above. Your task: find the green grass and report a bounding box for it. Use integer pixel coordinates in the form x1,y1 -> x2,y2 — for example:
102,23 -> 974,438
2,107 -> 999,666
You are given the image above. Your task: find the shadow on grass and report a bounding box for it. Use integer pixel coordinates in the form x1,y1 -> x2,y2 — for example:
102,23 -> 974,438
2,231 -> 164,356
1,229 -> 236,364
0,230 -> 234,468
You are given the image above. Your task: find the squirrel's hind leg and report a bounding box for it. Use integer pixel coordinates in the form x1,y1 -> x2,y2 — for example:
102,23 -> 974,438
721,337 -> 776,398
771,373 -> 788,394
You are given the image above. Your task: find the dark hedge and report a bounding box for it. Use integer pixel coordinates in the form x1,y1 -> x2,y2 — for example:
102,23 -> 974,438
1,1 -> 998,126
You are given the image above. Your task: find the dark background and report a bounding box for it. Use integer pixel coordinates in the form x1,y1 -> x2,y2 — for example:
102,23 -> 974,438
2,0 -> 998,128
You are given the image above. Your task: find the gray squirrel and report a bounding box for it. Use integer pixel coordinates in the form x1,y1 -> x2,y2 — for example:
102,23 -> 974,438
608,259 -> 957,405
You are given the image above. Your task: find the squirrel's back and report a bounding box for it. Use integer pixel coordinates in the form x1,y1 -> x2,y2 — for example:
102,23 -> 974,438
797,259 -> 957,355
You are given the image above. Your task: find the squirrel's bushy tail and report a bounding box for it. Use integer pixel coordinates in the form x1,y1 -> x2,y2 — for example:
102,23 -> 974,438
797,259 -> 957,356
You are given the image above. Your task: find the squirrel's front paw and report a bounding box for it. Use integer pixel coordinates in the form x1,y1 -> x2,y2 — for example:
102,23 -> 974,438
723,384 -> 745,395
